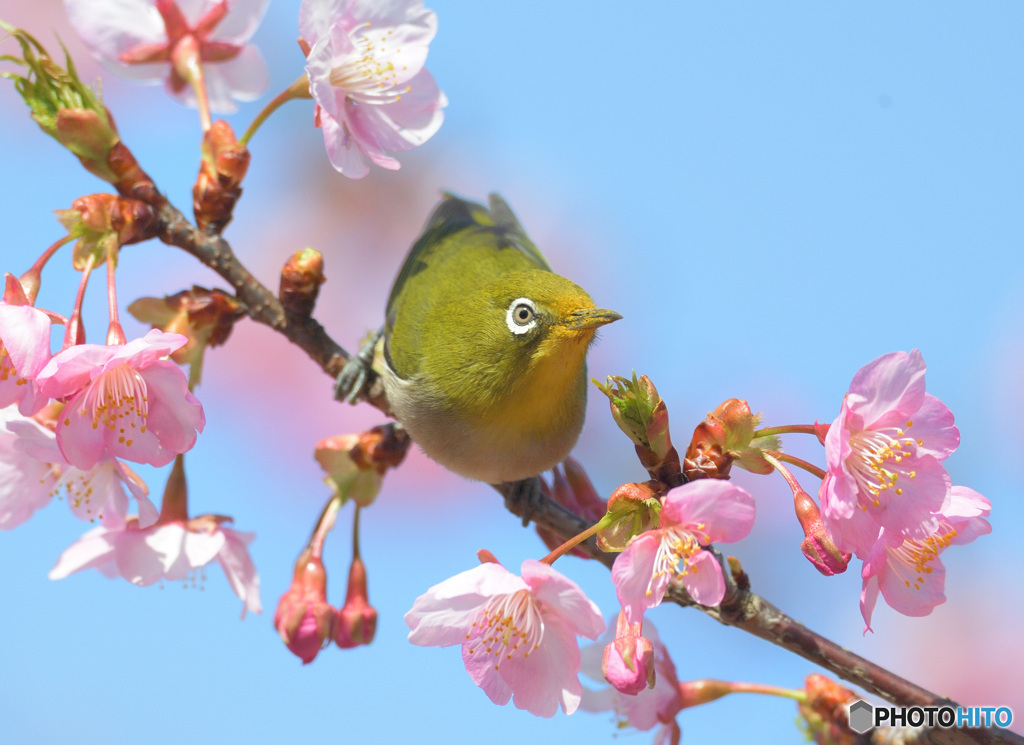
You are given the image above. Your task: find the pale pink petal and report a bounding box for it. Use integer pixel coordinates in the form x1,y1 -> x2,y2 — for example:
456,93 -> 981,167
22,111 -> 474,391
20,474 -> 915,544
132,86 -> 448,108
113,330 -> 188,370
499,613 -> 583,717
194,0 -> 268,44
36,344 -> 116,399
173,528 -> 225,580
115,460 -> 157,528
218,528 -> 261,616
462,641 -> 513,706
405,563 -> 525,646
662,479 -> 756,544
299,0 -> 346,42
578,686 -> 617,713
137,361 -> 205,457
911,394 -> 959,459
49,525 -> 116,579
611,533 -> 661,624
64,0 -> 167,80
847,350 -> 926,428
54,393 -> 109,470
873,455 -> 947,541
204,45 -> 269,107
682,550 -> 725,606
821,500 -> 882,559
320,111 -> 372,177
0,408 -> 57,529
859,574 -> 881,633
943,485 -> 990,520
305,31 -> 350,117
878,550 -> 946,618
117,526 -> 178,585
61,463 -> 128,524
521,560 -> 605,640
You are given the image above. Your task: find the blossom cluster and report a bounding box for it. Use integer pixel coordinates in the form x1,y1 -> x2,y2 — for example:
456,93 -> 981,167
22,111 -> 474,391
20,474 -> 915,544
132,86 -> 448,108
817,350 -> 990,630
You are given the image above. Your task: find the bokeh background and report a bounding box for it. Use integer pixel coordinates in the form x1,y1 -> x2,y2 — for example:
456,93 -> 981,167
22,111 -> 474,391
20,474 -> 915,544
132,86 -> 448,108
1,1 -> 1021,742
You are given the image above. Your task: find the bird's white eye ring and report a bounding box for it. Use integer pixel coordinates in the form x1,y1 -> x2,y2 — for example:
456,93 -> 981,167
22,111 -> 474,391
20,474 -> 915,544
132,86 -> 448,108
506,298 -> 538,335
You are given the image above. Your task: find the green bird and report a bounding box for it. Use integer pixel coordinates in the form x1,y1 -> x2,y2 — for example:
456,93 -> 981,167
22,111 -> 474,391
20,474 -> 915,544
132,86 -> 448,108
337,193 -> 620,485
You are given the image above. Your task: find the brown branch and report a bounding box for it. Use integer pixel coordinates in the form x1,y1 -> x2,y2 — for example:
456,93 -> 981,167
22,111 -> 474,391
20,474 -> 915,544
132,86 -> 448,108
495,480 -> 1022,745
113,150 -> 1018,745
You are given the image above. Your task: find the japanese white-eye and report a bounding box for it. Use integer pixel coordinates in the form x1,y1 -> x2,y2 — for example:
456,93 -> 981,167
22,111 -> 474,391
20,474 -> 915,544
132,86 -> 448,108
339,194 -> 620,485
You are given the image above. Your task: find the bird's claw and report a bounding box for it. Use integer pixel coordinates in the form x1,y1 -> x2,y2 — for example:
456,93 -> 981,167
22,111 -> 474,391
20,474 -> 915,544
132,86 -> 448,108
500,476 -> 545,527
334,328 -> 382,404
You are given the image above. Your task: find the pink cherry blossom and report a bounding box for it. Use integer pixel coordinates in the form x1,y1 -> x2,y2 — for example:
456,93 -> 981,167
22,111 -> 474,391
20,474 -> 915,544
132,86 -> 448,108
820,350 -> 960,557
0,406 -> 59,529
50,513 -> 261,616
7,410 -> 157,527
859,486 -> 990,632
404,558 -> 605,717
581,618 -> 684,745
35,330 -> 205,470
299,0 -> 446,177
0,276 -> 54,416
64,0 -> 270,113
612,479 -> 755,623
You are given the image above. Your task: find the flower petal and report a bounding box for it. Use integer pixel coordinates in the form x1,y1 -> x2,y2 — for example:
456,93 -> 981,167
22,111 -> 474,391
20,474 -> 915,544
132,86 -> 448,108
662,479 -> 755,544
500,613 -> 583,717
521,559 -> 604,640
49,525 -> 117,579
611,533 -> 660,624
217,528 -> 261,616
847,350 -> 926,429
682,550 -> 725,606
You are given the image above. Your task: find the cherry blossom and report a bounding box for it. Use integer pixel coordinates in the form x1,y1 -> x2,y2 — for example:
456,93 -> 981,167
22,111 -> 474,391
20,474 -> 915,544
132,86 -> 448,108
405,558 -> 605,717
0,276 -> 54,416
819,350 -> 960,557
6,408 -> 157,527
299,0 -> 446,177
35,330 -> 205,470
64,0 -> 270,112
0,406 -> 59,529
611,479 -> 755,623
581,619 -> 684,745
859,486 -> 990,631
50,513 -> 261,616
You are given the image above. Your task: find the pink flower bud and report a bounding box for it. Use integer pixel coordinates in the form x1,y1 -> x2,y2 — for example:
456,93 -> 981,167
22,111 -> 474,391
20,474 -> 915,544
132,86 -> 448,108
794,490 -> 850,576
274,553 -> 336,664
335,556 -> 377,649
601,611 -> 656,695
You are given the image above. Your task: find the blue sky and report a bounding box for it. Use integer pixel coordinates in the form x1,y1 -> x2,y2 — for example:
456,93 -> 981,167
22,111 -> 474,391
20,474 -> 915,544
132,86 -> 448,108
1,1 -> 1022,742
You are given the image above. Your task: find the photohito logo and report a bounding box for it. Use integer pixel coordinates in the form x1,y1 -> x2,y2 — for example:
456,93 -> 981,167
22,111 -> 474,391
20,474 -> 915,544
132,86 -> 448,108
846,699 -> 1014,734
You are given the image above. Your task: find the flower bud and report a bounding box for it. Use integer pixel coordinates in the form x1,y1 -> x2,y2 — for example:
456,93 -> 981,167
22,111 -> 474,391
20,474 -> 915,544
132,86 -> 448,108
335,556 -> 377,648
1,24 -> 122,182
55,194 -> 157,268
193,120 -> 251,232
684,399 -> 779,480
602,610 -> 655,695
596,373 -> 683,487
797,674 -> 860,745
597,481 -> 662,552
796,490 -> 851,576
274,552 -> 337,665
280,248 -> 326,317
128,286 -> 244,386
316,424 -> 411,507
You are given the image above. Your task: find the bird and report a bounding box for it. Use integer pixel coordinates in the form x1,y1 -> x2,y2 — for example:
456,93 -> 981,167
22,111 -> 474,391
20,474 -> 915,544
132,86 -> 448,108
336,193 -> 620,486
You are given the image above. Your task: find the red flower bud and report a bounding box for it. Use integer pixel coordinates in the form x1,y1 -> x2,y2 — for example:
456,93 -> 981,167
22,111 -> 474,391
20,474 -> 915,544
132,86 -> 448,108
335,556 -> 377,649
274,553 -> 336,665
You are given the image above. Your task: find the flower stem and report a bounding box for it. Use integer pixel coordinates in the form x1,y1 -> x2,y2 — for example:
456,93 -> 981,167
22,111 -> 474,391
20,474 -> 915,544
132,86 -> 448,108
20,234 -> 73,304
158,453 -> 190,524
308,493 -> 342,560
352,504 -> 362,560
239,75 -> 311,146
62,252 -> 96,351
539,514 -> 613,565
105,243 -> 126,345
722,680 -> 806,702
753,424 -> 819,438
174,36 -> 212,132
763,449 -> 826,481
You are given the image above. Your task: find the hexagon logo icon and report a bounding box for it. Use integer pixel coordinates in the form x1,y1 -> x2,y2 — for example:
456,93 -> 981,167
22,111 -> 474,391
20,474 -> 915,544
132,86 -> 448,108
847,699 -> 873,734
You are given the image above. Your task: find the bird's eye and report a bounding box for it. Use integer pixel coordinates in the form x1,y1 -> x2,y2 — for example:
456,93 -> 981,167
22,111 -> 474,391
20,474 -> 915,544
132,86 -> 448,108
506,298 -> 538,335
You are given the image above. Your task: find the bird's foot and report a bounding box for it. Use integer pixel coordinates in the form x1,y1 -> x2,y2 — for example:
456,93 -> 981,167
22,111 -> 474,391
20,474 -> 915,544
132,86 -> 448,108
499,476 -> 545,527
334,328 -> 383,404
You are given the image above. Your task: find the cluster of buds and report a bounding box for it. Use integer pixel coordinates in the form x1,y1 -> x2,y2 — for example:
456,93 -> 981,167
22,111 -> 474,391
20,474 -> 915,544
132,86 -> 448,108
315,423 -> 411,508
56,194 -> 158,269
797,674 -> 864,745
684,398 -> 778,481
274,548 -> 378,664
193,121 -> 250,232
536,457 -> 608,558
2,24 -> 157,201
129,286 -> 244,387
596,373 -> 683,488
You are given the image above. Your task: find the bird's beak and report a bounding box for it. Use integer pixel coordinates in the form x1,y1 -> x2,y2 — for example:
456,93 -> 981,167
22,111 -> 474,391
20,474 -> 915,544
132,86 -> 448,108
560,307 -> 622,331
